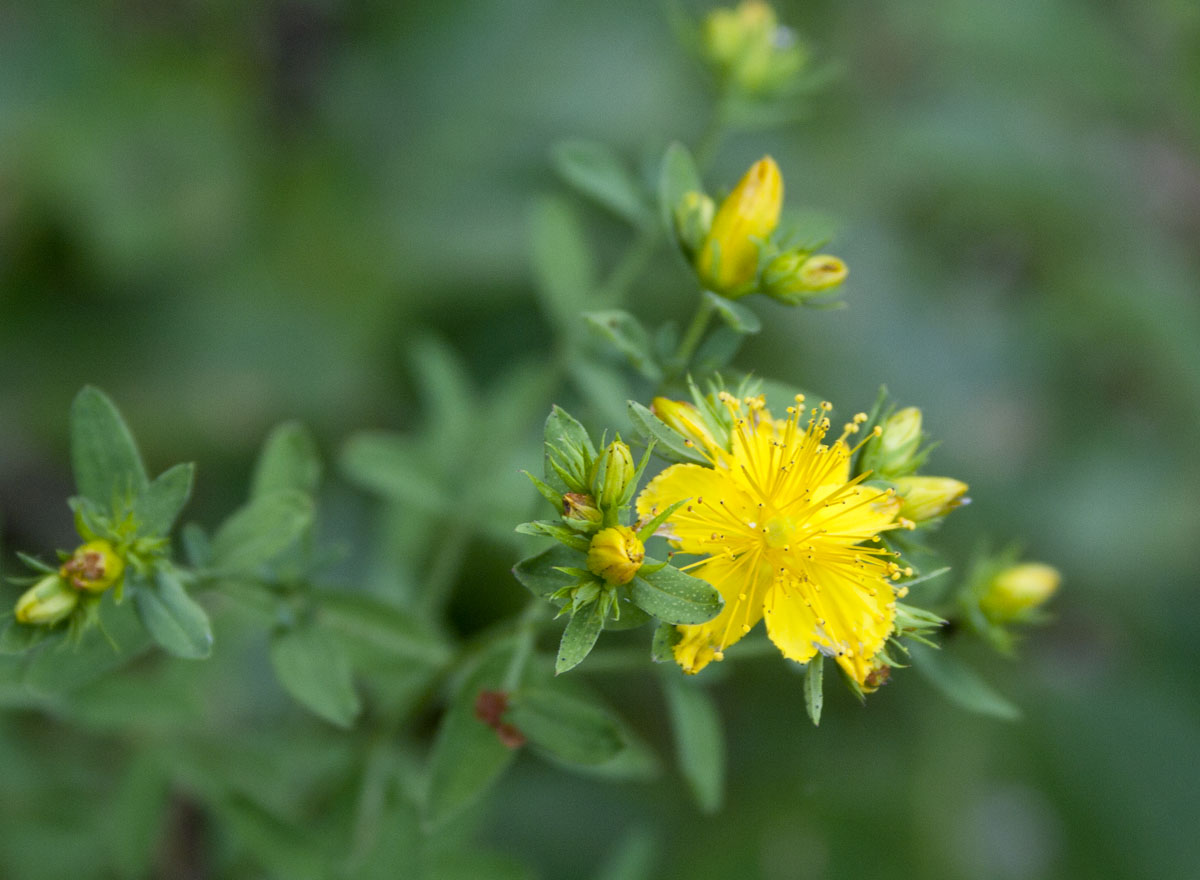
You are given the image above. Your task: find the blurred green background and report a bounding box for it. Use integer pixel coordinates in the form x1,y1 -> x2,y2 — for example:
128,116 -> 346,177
3,0 -> 1200,877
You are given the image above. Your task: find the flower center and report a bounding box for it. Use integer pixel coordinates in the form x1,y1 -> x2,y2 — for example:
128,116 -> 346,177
762,514 -> 794,549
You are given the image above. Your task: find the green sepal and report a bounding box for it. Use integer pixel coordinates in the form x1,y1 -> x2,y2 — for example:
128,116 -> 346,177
522,470 -> 565,513
16,552 -> 56,574
627,401 -> 709,465
803,654 -> 824,726
513,521 -> 591,552
636,498 -> 688,542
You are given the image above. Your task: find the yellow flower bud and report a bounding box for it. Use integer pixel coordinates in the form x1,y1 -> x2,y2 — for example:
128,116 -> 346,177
562,492 -> 602,528
980,563 -> 1061,621
586,526 -> 645,585
651,397 -> 720,453
697,156 -> 783,296
673,190 -> 715,256
59,539 -> 125,594
893,476 -> 969,523
596,440 -> 636,511
15,574 -> 79,626
763,252 -> 848,303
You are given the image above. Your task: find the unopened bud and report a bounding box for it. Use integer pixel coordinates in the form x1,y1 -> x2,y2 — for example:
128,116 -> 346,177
562,493 -> 603,529
697,156 -> 783,297
764,252 -> 848,303
651,397 -> 719,452
596,440 -> 636,511
586,526 -> 645,585
894,476 -> 969,522
59,539 -> 125,593
15,574 -> 79,626
673,190 -> 715,256
703,1 -> 806,95
980,563 -> 1060,622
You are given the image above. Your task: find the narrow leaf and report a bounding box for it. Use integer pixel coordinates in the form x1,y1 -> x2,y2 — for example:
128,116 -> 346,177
632,562 -> 723,625
530,196 -> 594,334
134,569 -> 213,659
804,654 -> 824,726
909,642 -> 1021,721
70,386 -> 148,505
209,489 -> 314,573
556,607 -> 604,674
584,310 -> 662,381
507,688 -> 625,765
658,142 -> 703,244
252,421 -> 322,498
269,622 -> 361,728
651,621 -> 681,663
661,674 -> 725,813
627,401 -> 709,465
551,139 -> 649,226
134,463 -> 195,537
704,290 -> 761,334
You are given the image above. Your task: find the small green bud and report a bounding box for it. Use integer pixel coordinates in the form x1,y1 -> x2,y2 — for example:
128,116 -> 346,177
703,1 -> 806,96
59,539 -> 125,594
861,407 -> 924,478
980,563 -> 1060,622
586,526 -> 645,585
893,476 -> 969,523
763,251 -> 848,303
15,574 -> 79,626
596,440 -> 636,511
562,492 -> 603,529
673,190 -> 715,257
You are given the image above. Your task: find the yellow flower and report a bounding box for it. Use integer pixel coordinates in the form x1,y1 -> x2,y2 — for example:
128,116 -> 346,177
586,526 -> 645,585
696,157 -> 783,296
637,392 -> 909,685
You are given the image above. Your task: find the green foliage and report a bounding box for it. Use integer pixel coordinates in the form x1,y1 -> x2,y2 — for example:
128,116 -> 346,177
133,568 -> 213,659
208,490 -> 315,573
661,673 -> 726,813
70,386 -> 149,506
269,622 -> 361,728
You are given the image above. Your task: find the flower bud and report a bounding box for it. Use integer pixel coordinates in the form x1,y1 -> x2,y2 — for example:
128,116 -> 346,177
763,252 -> 848,303
596,440 -> 636,511
59,539 -> 125,593
703,1 -> 806,95
673,190 -> 715,256
893,476 -> 969,523
980,563 -> 1060,622
697,156 -> 783,297
586,526 -> 645,585
651,397 -> 719,453
15,574 -> 79,626
562,492 -> 603,529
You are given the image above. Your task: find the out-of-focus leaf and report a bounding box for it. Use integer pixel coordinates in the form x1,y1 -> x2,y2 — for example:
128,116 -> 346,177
909,642 -> 1021,720
661,673 -> 725,813
133,463 -> 194,538
531,195 -> 594,334
70,386 -> 148,506
218,795 -> 331,880
627,401 -> 709,465
632,562 -> 723,625
594,829 -> 658,880
134,569 -> 212,660
23,603 -> 152,696
424,642 -> 518,829
425,851 -> 536,880
107,752 -> 170,880
552,139 -> 649,226
658,142 -> 703,245
269,623 -> 361,728
507,687 -> 625,766
340,433 -> 446,511
209,489 -> 314,573
316,590 -> 451,667
251,421 -> 322,498
692,324 -> 744,375
556,607 -> 604,674
704,290 -> 761,334
584,310 -> 662,381
181,523 -> 211,567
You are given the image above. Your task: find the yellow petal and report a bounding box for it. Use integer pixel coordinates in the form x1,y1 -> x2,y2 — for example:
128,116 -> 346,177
806,485 -> 900,542
636,463 -> 753,555
673,551 -> 769,673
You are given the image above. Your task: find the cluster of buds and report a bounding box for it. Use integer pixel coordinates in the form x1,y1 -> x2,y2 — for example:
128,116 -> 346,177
959,551 -> 1061,653
702,0 -> 807,97
671,156 -> 849,306
13,539 -> 125,627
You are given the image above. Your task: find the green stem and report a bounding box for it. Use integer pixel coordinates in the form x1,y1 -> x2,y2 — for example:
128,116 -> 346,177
599,226 -> 661,304
667,292 -> 716,383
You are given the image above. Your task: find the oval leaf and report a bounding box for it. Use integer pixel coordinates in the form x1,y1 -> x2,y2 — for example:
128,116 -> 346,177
551,139 -> 649,226
252,421 -> 322,498
507,688 -> 624,766
135,569 -> 213,659
209,489 -> 314,573
804,654 -> 824,727
661,673 -> 725,813
70,386 -> 149,506
512,545 -> 583,600
269,623 -> 361,728
134,463 -> 195,538
632,563 -> 723,625
556,607 -> 604,674
584,310 -> 662,381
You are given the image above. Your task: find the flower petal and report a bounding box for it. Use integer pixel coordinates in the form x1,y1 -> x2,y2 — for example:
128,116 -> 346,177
673,551 -> 768,674
637,463 -> 754,554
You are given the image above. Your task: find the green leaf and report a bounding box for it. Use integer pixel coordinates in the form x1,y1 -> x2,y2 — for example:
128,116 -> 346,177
219,795 -> 331,880
514,520 -> 591,551
545,404 -> 597,459
134,569 -> 213,659
627,401 -> 709,465
0,617 -> 48,655
693,325 -> 744,375
508,687 -> 625,765
651,621 -> 681,663
909,642 -> 1021,721
661,674 -> 725,813
107,752 -> 170,880
603,601 -> 653,631
340,433 -> 445,511
658,142 -> 703,244
251,421 -> 322,498
704,290 -> 761,334
556,606 -> 604,674
512,544 -> 583,599
593,830 -> 658,880
70,386 -> 149,506
426,852 -> 536,880
316,590 -> 451,667
584,310 -> 662,381
530,195 -> 594,334
804,655 -> 824,726
425,643 -> 519,829
269,622 -> 361,728
209,489 -> 314,573
551,139 -> 649,226
133,463 -> 195,537
632,562 -> 723,625
23,602 -> 153,695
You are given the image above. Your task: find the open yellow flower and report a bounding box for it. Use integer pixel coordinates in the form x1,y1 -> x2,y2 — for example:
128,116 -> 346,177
636,392 -> 910,685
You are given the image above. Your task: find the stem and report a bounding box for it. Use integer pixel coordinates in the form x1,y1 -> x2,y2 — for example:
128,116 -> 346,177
599,225 -> 661,304
667,292 -> 716,383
